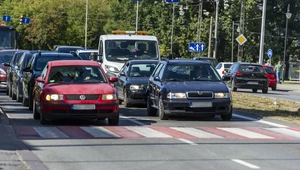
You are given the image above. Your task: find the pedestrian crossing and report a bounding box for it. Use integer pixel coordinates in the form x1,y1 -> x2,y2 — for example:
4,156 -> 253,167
13,126 -> 300,140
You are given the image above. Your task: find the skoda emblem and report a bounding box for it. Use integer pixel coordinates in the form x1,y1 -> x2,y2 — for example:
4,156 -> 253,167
79,95 -> 86,100
197,91 -> 203,95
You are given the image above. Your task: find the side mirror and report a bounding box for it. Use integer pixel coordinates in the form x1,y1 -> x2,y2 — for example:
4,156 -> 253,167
23,67 -> 32,73
109,76 -> 118,83
222,76 -> 230,82
36,77 -> 44,83
154,76 -> 161,82
3,62 -> 10,67
119,72 -> 126,76
15,65 -> 19,70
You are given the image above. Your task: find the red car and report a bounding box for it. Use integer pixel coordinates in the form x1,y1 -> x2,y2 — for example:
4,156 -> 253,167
263,65 -> 277,90
32,60 -> 119,125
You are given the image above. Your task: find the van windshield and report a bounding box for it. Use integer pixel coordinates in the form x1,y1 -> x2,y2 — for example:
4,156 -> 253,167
105,40 -> 159,62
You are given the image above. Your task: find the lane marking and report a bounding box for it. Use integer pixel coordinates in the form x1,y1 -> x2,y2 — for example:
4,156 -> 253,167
265,128 -> 300,138
120,116 -> 146,126
178,138 -> 198,145
219,128 -> 273,139
233,114 -> 289,128
232,159 -> 260,169
126,127 -> 172,138
80,127 -> 120,138
171,127 -> 223,138
33,127 -> 69,138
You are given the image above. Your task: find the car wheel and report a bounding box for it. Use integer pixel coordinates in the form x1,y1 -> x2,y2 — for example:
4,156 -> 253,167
118,99 -> 122,105
262,88 -> 268,94
108,115 -> 119,126
22,89 -> 29,106
5,82 -> 9,95
11,89 -> 16,100
39,105 -> 49,125
147,96 -> 157,116
252,89 -> 258,93
272,86 -> 276,91
232,80 -> 237,92
33,99 -> 40,120
158,96 -> 168,120
29,95 -> 33,111
221,109 -> 232,121
9,83 -> 12,97
123,89 -> 130,107
16,85 -> 22,102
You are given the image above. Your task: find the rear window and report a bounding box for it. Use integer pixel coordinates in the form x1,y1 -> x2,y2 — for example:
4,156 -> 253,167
264,67 -> 274,74
241,65 -> 264,73
224,64 -> 232,69
0,52 -> 14,63
35,57 -> 78,71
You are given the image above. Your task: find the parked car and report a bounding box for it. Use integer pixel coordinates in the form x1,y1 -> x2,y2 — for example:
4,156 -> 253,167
75,49 -> 98,60
192,56 -> 219,67
147,60 -> 232,121
11,51 -> 37,103
223,62 -> 269,93
263,65 -> 277,90
22,52 -> 81,110
32,60 -> 119,125
1,50 -> 25,95
54,45 -> 84,53
215,62 -> 233,77
116,60 -> 159,107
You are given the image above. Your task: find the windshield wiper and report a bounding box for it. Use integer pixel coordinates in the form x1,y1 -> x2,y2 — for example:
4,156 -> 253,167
165,78 -> 184,81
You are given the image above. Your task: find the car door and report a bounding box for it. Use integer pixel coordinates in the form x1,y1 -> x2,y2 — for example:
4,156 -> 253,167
34,65 -> 48,110
148,63 -> 163,106
117,62 -> 129,100
23,56 -> 35,98
151,63 -> 165,107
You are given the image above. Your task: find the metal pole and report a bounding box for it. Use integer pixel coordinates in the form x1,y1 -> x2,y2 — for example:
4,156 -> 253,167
85,0 -> 88,49
136,1 -> 139,32
231,21 -> 234,62
258,0 -> 267,65
283,4 -> 290,82
197,1 -> 203,42
208,16 -> 213,58
213,0 -> 219,59
170,3 -> 175,56
237,0 -> 245,62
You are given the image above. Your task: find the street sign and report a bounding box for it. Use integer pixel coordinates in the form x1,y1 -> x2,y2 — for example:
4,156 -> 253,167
2,15 -> 11,22
131,0 -> 142,2
267,49 -> 273,58
165,0 -> 180,3
189,42 -> 205,52
236,34 -> 247,45
21,18 -> 31,24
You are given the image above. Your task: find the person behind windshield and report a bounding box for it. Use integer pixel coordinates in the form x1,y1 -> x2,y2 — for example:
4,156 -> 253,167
190,66 -> 207,80
77,69 -> 92,81
136,43 -> 148,56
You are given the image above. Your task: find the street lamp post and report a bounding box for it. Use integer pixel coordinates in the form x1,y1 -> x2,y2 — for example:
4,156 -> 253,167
213,0 -> 219,59
135,1 -> 139,31
258,0 -> 267,65
283,4 -> 292,82
231,21 -> 239,62
170,3 -> 175,57
85,0 -> 88,49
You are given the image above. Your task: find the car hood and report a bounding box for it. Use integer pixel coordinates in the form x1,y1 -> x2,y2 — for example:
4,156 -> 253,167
128,77 -> 149,86
44,83 -> 115,94
164,81 -> 229,92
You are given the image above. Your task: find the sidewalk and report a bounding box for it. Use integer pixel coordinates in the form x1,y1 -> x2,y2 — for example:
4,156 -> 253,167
277,83 -> 300,92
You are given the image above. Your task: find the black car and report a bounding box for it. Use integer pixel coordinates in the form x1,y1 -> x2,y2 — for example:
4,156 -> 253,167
2,50 -> 27,96
116,60 -> 158,107
147,60 -> 232,120
223,62 -> 269,93
193,57 -> 219,67
54,45 -> 84,53
22,52 -> 81,110
11,51 -> 38,103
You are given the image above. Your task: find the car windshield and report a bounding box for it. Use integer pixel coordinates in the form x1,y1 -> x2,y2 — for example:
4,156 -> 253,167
224,64 -> 232,68
264,67 -> 274,74
35,57 -> 78,71
128,63 -> 157,77
195,58 -> 218,67
0,52 -> 14,63
78,52 -> 97,60
58,47 -> 84,53
48,66 -> 107,84
164,64 -> 221,81
241,65 -> 264,73
105,40 -> 159,62
0,30 -> 15,49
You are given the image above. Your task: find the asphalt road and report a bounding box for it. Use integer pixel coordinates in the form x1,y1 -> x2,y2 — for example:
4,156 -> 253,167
0,84 -> 300,170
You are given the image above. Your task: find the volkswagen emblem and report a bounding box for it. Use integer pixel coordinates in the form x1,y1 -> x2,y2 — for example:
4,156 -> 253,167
197,91 -> 203,95
79,95 -> 86,100
252,74 -> 254,76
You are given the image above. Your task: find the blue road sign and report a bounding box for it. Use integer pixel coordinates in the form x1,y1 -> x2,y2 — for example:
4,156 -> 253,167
2,15 -> 11,22
22,18 -> 31,24
132,0 -> 142,2
189,42 -> 205,52
165,0 -> 180,3
267,49 -> 273,58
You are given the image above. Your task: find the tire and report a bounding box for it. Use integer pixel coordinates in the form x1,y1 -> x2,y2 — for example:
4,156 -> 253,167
33,99 -> 40,120
262,88 -> 268,94
9,83 -> 12,97
39,103 -> 49,125
11,88 -> 16,100
5,82 -> 9,95
158,96 -> 168,120
29,95 -> 33,111
22,89 -> 29,106
221,109 -> 232,121
252,89 -> 258,93
147,96 -> 157,116
118,99 -> 122,105
123,89 -> 130,107
232,79 -> 237,92
272,86 -> 276,91
16,84 -> 22,102
108,115 -> 119,126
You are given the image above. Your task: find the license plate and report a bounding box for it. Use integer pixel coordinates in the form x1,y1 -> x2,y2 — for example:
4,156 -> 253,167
247,81 -> 258,85
71,104 -> 96,110
190,102 -> 212,108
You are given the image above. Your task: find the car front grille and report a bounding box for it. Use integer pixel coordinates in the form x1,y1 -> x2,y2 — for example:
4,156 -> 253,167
65,94 -> 99,100
186,91 -> 213,99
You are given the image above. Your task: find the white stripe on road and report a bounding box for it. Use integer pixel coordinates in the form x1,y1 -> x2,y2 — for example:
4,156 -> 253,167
126,127 -> 172,138
265,128 -> 300,138
120,116 -> 146,126
178,138 -> 198,145
219,128 -> 273,139
171,127 -> 223,138
80,127 -> 120,138
33,127 -> 69,138
233,114 -> 289,128
232,159 -> 260,169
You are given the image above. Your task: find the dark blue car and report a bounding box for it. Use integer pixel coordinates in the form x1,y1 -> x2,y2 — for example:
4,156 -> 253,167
116,60 -> 158,107
147,60 -> 232,120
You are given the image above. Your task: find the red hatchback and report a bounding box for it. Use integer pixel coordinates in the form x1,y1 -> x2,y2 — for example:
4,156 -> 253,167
263,65 -> 277,90
32,60 -> 119,125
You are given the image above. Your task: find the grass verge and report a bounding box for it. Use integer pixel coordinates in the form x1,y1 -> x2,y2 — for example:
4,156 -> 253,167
232,92 -> 300,124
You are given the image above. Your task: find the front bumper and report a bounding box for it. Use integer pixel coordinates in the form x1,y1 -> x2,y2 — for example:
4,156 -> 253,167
43,102 -> 119,120
163,98 -> 232,116
127,90 -> 147,104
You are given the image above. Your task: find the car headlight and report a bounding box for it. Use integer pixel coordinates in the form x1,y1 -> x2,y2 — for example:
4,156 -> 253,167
130,85 -> 144,91
0,68 -> 6,75
102,94 -> 117,100
105,65 -> 119,73
167,92 -> 186,99
214,93 -> 230,98
45,94 -> 64,101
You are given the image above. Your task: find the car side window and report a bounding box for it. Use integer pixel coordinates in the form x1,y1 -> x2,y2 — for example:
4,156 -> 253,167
152,63 -> 162,77
158,64 -> 166,78
41,65 -> 48,80
99,40 -> 103,60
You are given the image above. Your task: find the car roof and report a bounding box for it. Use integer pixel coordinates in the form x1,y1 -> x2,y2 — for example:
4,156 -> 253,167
161,59 -> 211,65
101,34 -> 158,41
0,50 -> 25,53
57,46 -> 83,48
76,49 -> 98,53
238,62 -> 263,66
33,52 -> 78,58
48,60 -> 100,67
127,60 -> 159,64
219,62 -> 233,64
263,65 -> 274,68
